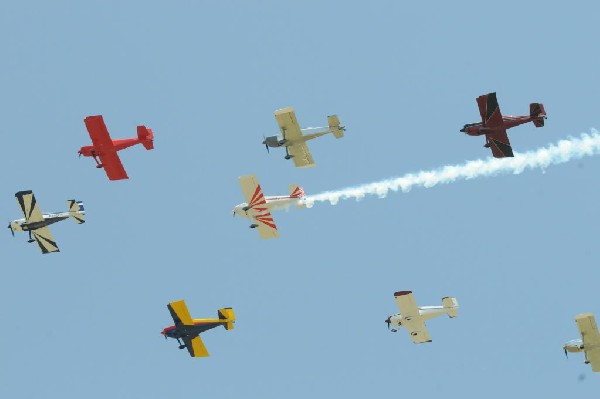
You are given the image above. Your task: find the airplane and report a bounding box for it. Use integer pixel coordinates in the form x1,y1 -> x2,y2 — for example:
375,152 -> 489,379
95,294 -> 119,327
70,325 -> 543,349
8,190 -> 85,254
161,300 -> 235,357
78,115 -> 154,181
233,174 -> 305,239
262,106 -> 345,168
563,313 -> 600,372
460,92 -> 547,158
385,291 -> 458,344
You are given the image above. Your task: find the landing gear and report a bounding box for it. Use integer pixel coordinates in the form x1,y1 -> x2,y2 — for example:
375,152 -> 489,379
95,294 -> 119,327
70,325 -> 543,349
27,231 -> 34,243
391,329 -> 398,333
250,224 -> 258,229
179,345 -> 186,350
176,338 -> 186,349
91,151 -> 104,169
284,147 -> 294,160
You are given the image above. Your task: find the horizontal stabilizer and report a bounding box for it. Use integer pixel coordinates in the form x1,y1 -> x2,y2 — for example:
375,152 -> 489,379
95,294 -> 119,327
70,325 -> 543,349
67,200 -> 85,224
530,103 -> 546,127
218,307 -> 236,330
137,126 -> 154,150
328,115 -> 345,139
442,297 -> 459,318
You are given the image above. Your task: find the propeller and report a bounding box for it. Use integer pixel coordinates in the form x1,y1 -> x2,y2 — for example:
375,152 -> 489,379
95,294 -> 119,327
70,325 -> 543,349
262,136 -> 270,153
385,316 -> 391,330
7,224 -> 14,237
564,347 -> 569,358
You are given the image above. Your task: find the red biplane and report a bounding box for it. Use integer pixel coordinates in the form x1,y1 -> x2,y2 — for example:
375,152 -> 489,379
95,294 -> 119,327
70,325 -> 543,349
460,92 -> 546,158
79,115 -> 154,180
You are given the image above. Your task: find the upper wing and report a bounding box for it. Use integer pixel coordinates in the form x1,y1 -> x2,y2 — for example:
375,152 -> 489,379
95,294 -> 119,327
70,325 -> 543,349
32,226 -> 60,254
98,151 -> 128,180
394,291 -> 431,344
84,115 -> 115,148
84,116 -> 128,180
274,107 -> 303,141
182,335 -> 210,357
167,300 -> 194,327
287,142 -> 315,168
476,93 -> 513,158
15,191 -> 44,223
576,313 -> 600,372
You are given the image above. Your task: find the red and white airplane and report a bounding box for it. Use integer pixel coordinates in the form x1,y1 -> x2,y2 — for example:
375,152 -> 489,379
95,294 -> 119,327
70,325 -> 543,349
233,174 -> 305,239
78,115 -> 154,180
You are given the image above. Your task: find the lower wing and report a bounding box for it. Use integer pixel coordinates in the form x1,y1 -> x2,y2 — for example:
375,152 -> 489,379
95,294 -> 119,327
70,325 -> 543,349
253,211 -> 280,239
403,317 -> 432,344
183,335 -> 210,357
32,226 -> 59,254
485,129 -> 514,158
288,142 -> 315,168
99,150 -> 129,180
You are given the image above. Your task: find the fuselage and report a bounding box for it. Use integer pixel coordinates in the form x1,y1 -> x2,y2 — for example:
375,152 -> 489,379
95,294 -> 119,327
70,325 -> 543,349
388,306 -> 452,328
161,319 -> 226,339
78,138 -> 143,157
460,115 -> 542,136
233,195 -> 304,218
564,339 -> 584,353
9,211 -> 80,232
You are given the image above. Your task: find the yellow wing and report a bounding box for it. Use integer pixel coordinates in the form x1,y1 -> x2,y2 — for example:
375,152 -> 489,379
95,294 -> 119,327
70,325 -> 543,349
32,226 -> 59,254
274,107 -> 315,168
576,313 -> 600,372
168,300 -> 194,326
394,291 -> 432,344
183,335 -> 210,357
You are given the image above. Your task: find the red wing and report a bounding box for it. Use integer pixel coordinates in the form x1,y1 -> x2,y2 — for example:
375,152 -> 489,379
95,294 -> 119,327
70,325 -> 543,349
485,129 -> 514,158
84,115 -> 115,148
98,150 -> 129,180
476,92 -> 505,129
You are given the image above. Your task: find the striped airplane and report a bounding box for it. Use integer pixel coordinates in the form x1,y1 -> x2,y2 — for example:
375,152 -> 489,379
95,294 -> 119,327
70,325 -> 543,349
8,190 -> 85,254
233,174 -> 305,239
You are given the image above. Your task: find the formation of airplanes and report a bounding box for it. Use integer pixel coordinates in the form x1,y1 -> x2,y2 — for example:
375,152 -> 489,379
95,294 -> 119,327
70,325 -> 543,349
7,99 -> 599,373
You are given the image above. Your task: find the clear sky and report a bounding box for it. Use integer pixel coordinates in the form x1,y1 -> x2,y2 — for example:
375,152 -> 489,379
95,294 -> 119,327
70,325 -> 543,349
1,1 -> 599,397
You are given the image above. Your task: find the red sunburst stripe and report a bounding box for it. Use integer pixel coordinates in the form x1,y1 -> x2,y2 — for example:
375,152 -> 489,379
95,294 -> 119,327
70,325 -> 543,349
250,185 -> 267,207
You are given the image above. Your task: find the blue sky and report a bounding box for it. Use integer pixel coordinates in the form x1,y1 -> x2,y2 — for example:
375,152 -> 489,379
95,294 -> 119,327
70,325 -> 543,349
1,1 -> 599,397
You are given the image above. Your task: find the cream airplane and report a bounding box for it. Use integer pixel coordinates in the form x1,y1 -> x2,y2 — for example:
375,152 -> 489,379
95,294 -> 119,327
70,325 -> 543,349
262,106 -> 345,168
8,190 -> 85,254
233,174 -> 305,239
385,291 -> 459,344
564,313 -> 600,372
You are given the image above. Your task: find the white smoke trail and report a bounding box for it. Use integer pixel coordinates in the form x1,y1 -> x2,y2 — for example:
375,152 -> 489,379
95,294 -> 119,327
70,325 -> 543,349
303,130 -> 600,207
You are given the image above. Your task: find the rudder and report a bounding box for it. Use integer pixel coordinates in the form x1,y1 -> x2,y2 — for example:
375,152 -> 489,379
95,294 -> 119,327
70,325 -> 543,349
289,184 -> 306,208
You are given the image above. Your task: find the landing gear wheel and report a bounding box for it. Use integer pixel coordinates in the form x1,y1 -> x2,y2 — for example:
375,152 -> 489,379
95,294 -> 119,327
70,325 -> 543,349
179,345 -> 186,350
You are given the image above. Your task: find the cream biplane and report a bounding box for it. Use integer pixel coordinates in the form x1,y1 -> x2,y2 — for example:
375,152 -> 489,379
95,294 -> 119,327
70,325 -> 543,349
564,313 -> 600,372
262,106 -> 345,168
161,300 -> 235,358
385,291 -> 459,344
233,174 -> 305,239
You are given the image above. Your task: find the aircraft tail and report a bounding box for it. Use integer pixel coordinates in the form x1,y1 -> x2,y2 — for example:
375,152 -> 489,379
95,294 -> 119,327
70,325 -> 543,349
328,115 -> 345,139
137,126 -> 154,150
218,307 -> 236,330
442,297 -> 459,318
289,184 -> 306,208
530,103 -> 546,127
67,200 -> 85,224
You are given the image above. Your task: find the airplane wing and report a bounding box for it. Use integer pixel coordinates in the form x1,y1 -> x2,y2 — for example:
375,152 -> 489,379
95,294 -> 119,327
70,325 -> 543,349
274,107 -> 315,168
182,335 -> 210,357
84,116 -> 129,180
238,175 -> 279,239
394,291 -> 432,344
476,92 -> 513,158
168,300 -> 194,327
576,313 -> 600,372
32,226 -> 60,254
15,190 -> 44,223
287,142 -> 315,168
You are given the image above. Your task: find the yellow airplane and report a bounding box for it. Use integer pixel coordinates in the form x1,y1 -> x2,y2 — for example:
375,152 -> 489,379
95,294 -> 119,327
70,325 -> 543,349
161,300 -> 235,357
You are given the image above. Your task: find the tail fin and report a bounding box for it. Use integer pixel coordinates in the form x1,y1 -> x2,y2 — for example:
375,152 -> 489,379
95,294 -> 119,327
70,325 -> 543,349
137,126 -> 154,150
327,115 -> 345,139
530,103 -> 546,127
442,297 -> 459,318
218,308 -> 236,330
67,200 -> 85,224
289,184 -> 306,208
